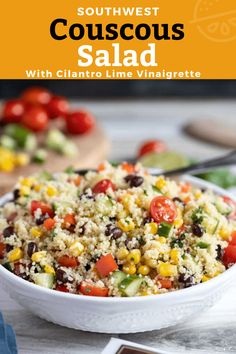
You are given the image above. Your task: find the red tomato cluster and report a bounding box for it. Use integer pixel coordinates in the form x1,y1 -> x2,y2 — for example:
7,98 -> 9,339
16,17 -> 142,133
1,87 -> 95,135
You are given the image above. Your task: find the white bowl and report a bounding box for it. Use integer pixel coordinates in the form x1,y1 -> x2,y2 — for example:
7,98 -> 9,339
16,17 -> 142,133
0,175 -> 236,333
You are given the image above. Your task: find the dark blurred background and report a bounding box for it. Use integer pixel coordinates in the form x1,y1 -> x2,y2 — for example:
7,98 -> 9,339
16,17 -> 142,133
0,80 -> 236,98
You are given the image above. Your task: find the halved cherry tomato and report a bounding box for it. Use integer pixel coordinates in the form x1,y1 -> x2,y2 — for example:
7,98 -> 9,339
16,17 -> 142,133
0,242 -> 5,258
138,140 -> 167,158
66,110 -> 95,135
47,95 -> 69,119
58,255 -> 78,268
43,218 -> 56,230
158,279 -> 172,289
63,214 -> 76,228
121,162 -> 135,174
230,231 -> 236,246
22,105 -> 48,132
2,99 -> 25,123
150,196 -> 177,223
95,254 -> 118,277
31,200 -> 54,218
78,281 -> 109,297
92,179 -> 116,194
21,87 -> 52,105
55,284 -> 69,293
223,244 -> 236,267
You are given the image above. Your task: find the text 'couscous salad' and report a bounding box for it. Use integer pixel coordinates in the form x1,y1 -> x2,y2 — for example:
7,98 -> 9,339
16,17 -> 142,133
1,162 -> 236,297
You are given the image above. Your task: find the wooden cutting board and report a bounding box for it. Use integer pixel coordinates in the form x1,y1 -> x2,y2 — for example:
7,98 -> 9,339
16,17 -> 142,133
0,124 -> 110,196
184,119 -> 236,148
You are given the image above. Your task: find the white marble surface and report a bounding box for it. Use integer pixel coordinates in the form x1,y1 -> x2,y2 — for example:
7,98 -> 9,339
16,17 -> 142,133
1,99 -> 236,354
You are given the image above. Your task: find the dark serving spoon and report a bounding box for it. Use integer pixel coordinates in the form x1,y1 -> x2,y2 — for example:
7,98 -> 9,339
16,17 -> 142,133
76,150 -> 236,177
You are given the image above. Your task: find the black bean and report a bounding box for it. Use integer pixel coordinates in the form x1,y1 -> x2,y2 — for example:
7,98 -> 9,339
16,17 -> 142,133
216,245 -> 224,260
85,264 -> 91,271
173,197 -> 185,206
35,215 -> 46,225
56,268 -> 68,283
105,224 -> 123,239
124,175 -> 144,187
13,189 -> 20,201
5,244 -> 13,253
18,273 -> 29,281
27,242 -> 38,258
3,226 -> 14,238
191,224 -> 203,237
178,274 -> 194,288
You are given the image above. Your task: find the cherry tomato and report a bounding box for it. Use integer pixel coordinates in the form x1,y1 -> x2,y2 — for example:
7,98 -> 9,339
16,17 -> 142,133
150,196 -> 177,223
78,281 -> 109,297
95,254 -> 118,277
229,231 -> 236,246
47,96 -> 69,119
21,87 -> 51,105
58,256 -> 78,268
31,200 -> 54,218
22,105 -> 48,132
92,179 -> 116,194
2,99 -> 25,123
55,284 -> 69,293
138,140 -> 167,158
223,196 -> 236,219
223,244 -> 236,267
66,110 -> 95,135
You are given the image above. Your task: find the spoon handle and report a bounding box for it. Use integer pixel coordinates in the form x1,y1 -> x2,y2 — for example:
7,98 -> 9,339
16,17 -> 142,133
153,150 -> 236,177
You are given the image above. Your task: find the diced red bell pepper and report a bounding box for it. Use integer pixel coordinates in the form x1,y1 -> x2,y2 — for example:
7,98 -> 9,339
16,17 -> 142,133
43,218 -> 56,230
31,200 -> 54,218
78,281 -> 109,297
223,244 -> 236,267
63,214 -> 76,228
0,242 -> 5,258
55,284 -> 69,293
158,279 -> 172,289
95,254 -> 118,277
92,179 -> 116,194
58,255 -> 78,268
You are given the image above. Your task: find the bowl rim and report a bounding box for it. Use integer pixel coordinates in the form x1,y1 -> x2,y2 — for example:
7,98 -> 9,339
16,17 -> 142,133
0,174 -> 235,303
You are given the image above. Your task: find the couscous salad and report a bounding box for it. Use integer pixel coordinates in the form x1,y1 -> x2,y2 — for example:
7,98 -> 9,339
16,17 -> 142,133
0,162 -> 236,297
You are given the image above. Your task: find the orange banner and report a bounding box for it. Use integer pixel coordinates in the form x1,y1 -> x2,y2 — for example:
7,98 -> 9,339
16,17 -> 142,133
0,0 -> 236,79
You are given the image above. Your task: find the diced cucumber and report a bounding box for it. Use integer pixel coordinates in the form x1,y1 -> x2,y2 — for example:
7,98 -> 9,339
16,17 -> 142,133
119,275 -> 143,297
39,171 -> 53,180
196,242 -> 209,249
46,129 -> 66,152
33,273 -> 54,289
32,149 -> 47,164
111,271 -> 127,287
0,135 -> 16,150
202,216 -> 219,235
4,124 -> 37,151
61,140 -> 78,157
215,198 -> 232,216
158,222 -> 172,237
2,262 -> 12,272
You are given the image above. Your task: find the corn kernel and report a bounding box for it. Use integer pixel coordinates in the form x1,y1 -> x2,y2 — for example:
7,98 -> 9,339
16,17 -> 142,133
219,228 -> 230,240
30,227 -> 42,238
155,177 -> 166,190
21,177 -> 33,187
127,249 -> 141,264
116,247 -> 129,260
44,265 -> 55,275
34,184 -> 42,192
158,237 -> 166,244
145,222 -> 158,235
15,153 -> 30,167
117,219 -> 135,232
69,241 -> 84,257
31,251 -> 46,263
122,263 -> 136,275
170,249 -> 179,265
159,262 -> 177,277
135,198 -> 142,207
213,271 -> 221,277
173,209 -> 183,228
195,191 -> 202,200
145,258 -> 158,268
138,265 -> 150,275
47,186 -> 57,197
0,159 -> 15,172
7,248 -> 23,262
141,291 -> 149,296
121,194 -> 132,210
20,185 -> 30,197
202,275 -> 210,282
